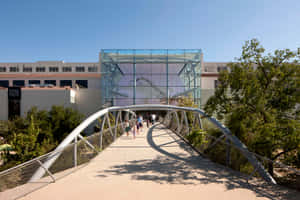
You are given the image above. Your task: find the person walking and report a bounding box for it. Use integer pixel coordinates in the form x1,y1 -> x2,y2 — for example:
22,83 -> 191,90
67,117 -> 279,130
138,115 -> 143,131
136,121 -> 140,135
132,121 -> 137,139
146,113 -> 150,128
146,118 -> 150,128
125,120 -> 131,137
151,114 -> 156,125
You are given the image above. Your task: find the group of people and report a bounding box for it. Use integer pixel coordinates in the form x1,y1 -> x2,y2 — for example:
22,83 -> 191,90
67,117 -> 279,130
124,114 -> 157,139
124,115 -> 143,139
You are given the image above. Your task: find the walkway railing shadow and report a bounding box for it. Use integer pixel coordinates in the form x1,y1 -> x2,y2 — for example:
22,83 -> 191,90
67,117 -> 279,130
1,104 -> 299,199
96,124 -> 300,200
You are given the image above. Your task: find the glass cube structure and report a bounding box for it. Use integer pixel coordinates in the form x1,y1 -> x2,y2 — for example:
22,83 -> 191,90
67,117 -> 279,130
100,49 -> 202,107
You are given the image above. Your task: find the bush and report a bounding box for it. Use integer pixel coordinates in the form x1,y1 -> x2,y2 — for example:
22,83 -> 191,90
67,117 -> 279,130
0,106 -> 83,171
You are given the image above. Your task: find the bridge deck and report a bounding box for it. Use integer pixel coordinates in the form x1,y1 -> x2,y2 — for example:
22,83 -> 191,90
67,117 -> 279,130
13,124 -> 300,199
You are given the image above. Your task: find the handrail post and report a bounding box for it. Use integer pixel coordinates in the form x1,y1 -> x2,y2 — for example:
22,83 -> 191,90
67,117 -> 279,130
226,138 -> 231,167
100,115 -> 106,150
174,111 -> 180,132
74,136 -> 77,167
36,159 -> 56,183
106,113 -> 114,137
114,111 -> 121,141
183,111 -> 189,134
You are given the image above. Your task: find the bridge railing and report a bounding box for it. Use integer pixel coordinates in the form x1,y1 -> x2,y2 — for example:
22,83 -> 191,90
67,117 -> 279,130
1,104 -> 299,198
0,108 -> 136,199
162,109 -> 300,189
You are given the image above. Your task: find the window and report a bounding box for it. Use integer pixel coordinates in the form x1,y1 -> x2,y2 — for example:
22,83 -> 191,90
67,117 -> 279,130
0,67 -> 6,72
88,66 -> 97,72
0,80 -> 9,88
75,80 -> 88,88
36,67 -> 46,72
13,80 -> 25,87
60,80 -> 72,87
29,80 -> 40,85
76,66 -> 85,72
49,67 -> 59,72
9,67 -> 19,72
214,80 -> 219,89
45,80 -> 56,86
23,67 -> 32,72
217,66 -> 227,72
62,67 -> 72,72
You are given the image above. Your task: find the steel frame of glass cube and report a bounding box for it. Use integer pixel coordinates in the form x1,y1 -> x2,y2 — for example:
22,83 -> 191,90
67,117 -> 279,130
100,49 -> 202,107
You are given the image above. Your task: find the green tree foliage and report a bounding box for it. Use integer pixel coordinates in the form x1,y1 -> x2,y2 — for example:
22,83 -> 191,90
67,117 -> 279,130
177,94 -> 198,125
204,39 -> 300,175
0,106 -> 83,170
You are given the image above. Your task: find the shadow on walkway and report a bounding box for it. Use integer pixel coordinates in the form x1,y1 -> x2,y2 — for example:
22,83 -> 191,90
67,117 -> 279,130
97,124 -> 300,200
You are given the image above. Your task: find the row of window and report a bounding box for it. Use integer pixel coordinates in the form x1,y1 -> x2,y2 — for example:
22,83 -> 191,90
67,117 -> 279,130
204,66 -> 228,73
0,80 -> 88,88
0,66 -> 98,73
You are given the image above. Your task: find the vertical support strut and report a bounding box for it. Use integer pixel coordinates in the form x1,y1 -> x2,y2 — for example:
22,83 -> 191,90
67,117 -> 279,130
74,136 -> 77,167
193,63 -> 197,103
99,115 -> 106,150
106,113 -> 114,137
226,138 -> 231,167
133,58 -> 136,105
114,111 -> 121,141
174,111 -> 180,132
183,111 -> 189,134
180,111 -> 185,132
193,113 -> 202,129
36,159 -> 56,183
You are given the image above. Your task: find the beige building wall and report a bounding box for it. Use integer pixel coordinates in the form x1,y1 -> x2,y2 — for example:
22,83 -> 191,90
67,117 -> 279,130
0,87 -> 103,121
20,88 -> 75,117
0,89 -> 8,121
75,89 -> 102,117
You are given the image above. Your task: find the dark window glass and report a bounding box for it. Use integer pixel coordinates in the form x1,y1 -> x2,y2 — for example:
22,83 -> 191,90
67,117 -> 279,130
13,80 -> 25,87
88,66 -> 97,72
62,67 -> 72,72
60,80 -> 72,87
36,67 -> 45,72
29,80 -> 40,85
214,80 -> 219,89
0,67 -> 6,72
49,67 -> 59,72
23,67 -> 32,72
45,80 -> 56,86
76,66 -> 85,72
9,67 -> 19,72
217,66 -> 227,72
0,80 -> 9,87
75,80 -> 88,88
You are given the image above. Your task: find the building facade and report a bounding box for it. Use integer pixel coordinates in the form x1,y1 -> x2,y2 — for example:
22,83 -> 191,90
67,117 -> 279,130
0,61 -> 101,89
0,50 -> 227,120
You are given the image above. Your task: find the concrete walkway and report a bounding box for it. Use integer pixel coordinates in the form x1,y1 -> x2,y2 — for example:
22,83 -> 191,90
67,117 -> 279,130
13,124 -> 300,200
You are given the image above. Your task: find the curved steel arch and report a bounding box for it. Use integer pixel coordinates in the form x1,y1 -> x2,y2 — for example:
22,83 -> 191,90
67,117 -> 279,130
30,104 -> 276,184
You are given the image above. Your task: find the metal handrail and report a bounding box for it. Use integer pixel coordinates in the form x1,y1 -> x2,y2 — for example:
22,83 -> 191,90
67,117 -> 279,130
3,104 -> 290,186
27,104 -> 274,184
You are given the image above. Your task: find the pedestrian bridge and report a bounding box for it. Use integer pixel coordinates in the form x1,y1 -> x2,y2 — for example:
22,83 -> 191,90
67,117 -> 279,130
0,105 -> 299,200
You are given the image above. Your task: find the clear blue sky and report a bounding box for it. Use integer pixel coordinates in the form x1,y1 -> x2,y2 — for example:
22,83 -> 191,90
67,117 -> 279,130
0,0 -> 299,62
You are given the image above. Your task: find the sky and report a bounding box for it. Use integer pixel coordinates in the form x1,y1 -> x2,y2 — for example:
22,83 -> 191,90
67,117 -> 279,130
0,0 -> 299,62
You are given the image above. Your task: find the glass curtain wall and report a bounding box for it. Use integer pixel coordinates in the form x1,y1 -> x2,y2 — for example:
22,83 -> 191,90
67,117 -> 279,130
100,49 -> 202,107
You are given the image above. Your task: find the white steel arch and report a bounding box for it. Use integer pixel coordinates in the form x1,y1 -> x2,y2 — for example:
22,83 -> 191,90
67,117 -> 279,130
30,104 -> 276,184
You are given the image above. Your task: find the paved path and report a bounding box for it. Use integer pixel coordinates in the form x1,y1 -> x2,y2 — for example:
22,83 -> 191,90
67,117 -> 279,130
14,124 -> 300,199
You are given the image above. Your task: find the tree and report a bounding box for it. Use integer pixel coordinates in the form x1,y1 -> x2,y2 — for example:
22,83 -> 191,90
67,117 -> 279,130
204,39 -> 300,176
0,106 -> 83,171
